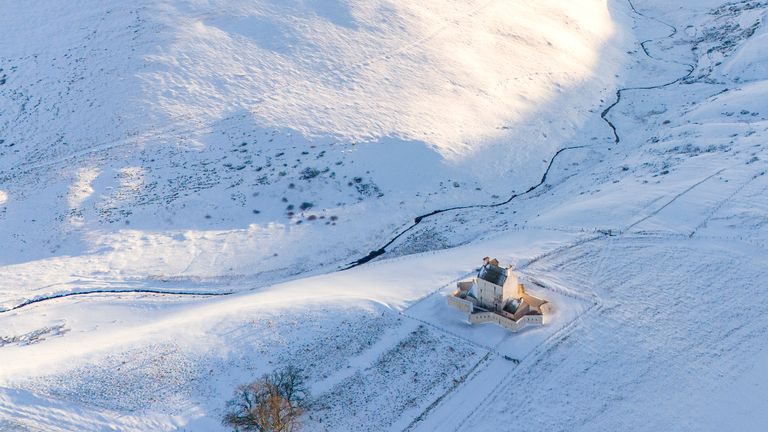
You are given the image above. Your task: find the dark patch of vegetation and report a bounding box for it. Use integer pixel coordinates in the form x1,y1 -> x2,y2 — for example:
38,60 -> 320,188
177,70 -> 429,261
222,365 -> 310,432
300,167 -> 323,180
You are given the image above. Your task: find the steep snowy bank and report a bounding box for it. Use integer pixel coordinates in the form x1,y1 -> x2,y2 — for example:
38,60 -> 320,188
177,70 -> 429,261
0,0 -> 628,302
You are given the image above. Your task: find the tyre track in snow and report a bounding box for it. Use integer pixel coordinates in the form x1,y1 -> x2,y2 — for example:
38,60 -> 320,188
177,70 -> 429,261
399,238 -> 603,431
445,300 -> 603,432
624,168 -> 727,231
622,156 -> 757,234
417,217 -> 768,431
688,170 -> 767,238
402,352 -> 492,432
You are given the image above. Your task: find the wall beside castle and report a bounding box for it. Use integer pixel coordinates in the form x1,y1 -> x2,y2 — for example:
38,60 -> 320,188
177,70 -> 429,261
520,315 -> 543,325
470,312 -> 525,332
447,296 -> 473,314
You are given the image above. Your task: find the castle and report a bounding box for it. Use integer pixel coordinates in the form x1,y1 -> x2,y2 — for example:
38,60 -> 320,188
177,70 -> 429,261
447,257 -> 549,331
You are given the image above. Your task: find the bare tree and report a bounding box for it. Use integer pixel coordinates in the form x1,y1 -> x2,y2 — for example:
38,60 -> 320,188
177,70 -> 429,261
222,366 -> 309,432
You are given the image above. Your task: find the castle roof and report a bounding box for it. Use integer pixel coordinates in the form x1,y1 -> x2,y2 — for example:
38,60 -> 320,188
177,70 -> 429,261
477,263 -> 507,287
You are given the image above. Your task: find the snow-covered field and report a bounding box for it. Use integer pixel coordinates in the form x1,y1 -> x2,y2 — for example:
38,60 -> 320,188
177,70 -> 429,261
2,0 -> 768,430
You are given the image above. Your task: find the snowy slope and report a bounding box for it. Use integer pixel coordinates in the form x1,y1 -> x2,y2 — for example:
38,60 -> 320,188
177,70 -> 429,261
2,0 -> 768,431
0,0 -> 625,300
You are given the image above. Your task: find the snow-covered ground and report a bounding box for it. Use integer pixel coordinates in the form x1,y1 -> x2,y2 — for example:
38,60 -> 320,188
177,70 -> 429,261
2,0 -> 768,430
0,0 -> 624,291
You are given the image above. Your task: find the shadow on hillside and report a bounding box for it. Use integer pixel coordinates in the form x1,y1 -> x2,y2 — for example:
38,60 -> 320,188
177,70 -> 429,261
0,0 -> 693,288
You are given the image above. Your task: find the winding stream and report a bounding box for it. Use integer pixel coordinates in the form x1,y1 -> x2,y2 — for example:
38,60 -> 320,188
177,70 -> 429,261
1,0 -> 700,312
345,0 -> 697,270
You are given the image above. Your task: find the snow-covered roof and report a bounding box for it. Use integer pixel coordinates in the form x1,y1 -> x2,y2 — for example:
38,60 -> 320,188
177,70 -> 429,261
478,263 -> 507,287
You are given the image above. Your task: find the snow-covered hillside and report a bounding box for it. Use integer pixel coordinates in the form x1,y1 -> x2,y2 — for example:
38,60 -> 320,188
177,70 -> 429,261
2,0 -> 768,430
0,0 -> 624,296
